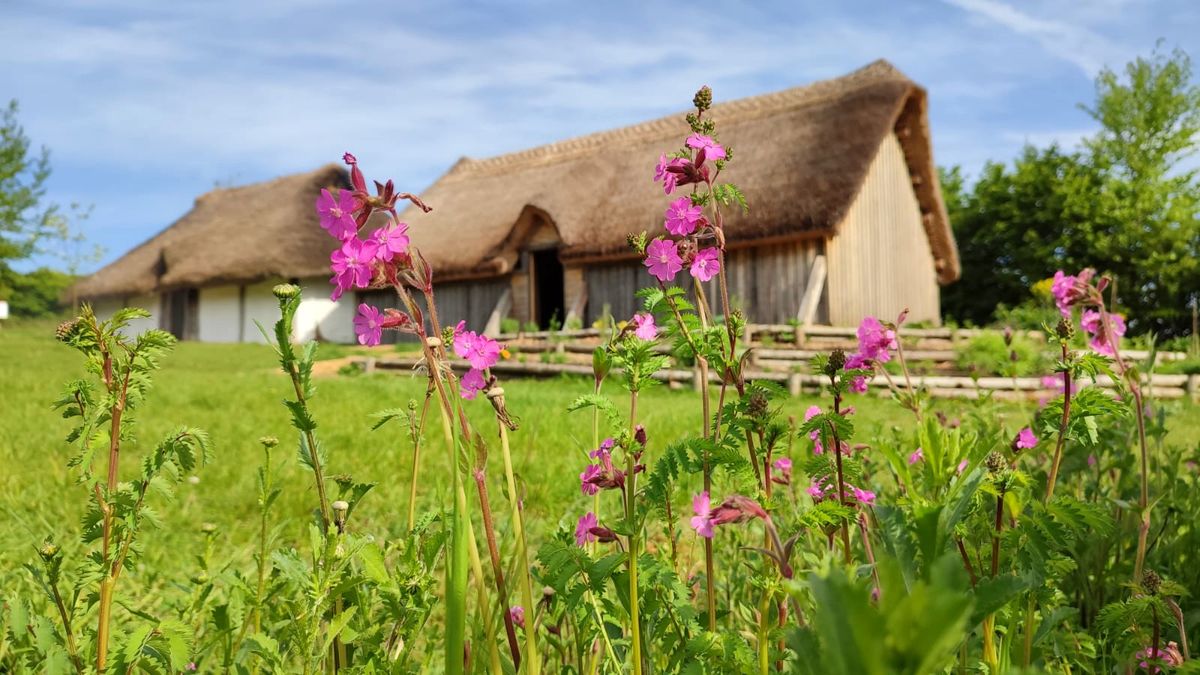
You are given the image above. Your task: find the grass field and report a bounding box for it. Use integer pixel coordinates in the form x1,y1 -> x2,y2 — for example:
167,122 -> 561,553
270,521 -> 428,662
3,317 -> 1199,592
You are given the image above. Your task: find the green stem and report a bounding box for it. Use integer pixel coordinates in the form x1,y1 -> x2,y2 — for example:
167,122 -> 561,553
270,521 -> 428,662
499,423 -> 541,674
626,390 -> 643,675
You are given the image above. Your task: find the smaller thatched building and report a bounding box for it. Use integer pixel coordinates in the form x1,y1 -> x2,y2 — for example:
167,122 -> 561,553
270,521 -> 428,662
72,165 -> 356,342
74,59 -> 959,343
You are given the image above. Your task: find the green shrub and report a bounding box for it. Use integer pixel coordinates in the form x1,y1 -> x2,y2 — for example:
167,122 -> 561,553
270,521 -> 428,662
956,331 -> 1048,377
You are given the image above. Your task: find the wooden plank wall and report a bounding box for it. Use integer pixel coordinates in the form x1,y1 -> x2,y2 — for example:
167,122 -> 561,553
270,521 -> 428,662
825,132 -> 940,325
583,239 -> 823,324
359,277 -> 508,343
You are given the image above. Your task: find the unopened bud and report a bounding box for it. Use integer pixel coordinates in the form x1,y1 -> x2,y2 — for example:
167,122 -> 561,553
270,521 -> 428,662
425,336 -> 442,348
1142,569 -> 1162,595
634,424 -> 647,447
693,85 -> 713,112
259,436 -> 279,448
272,284 -> 300,300
486,387 -> 504,399
827,349 -> 847,375
1055,318 -> 1074,340
55,319 -> 80,342
332,500 -> 350,513
200,522 -> 217,534
38,541 -> 60,561
985,451 -> 1006,475
747,391 -> 769,418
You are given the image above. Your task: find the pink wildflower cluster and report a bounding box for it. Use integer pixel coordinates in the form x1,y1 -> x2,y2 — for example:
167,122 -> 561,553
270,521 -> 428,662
842,315 -> 901,394
771,457 -> 792,485
453,324 -> 504,400
1135,641 -> 1183,673
1051,268 -> 1128,357
316,154 -> 433,346
644,131 -> 728,284
805,477 -> 875,507
1014,427 -> 1038,451
690,492 -> 767,539
631,313 -> 658,340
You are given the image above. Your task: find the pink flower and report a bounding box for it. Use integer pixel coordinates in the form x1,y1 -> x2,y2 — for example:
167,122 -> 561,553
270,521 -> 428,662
575,512 -> 598,546
771,457 -> 792,485
460,368 -> 487,400
1136,641 -> 1183,672
316,188 -> 357,240
804,405 -> 824,454
845,352 -> 871,370
454,330 -> 502,370
1080,310 -> 1126,357
1087,454 -> 1098,467
654,154 -> 686,194
664,197 -> 703,236
690,247 -> 721,282
1014,427 -> 1038,450
329,238 -> 379,300
908,448 -> 924,464
856,316 -> 897,364
957,458 -> 969,475
631,312 -> 658,340
371,221 -> 410,262
807,478 -> 831,502
685,133 -> 727,162
354,304 -> 383,346
1051,270 -> 1076,317
849,376 -> 868,394
852,487 -> 876,506
691,492 -> 714,538
579,464 -> 601,495
509,606 -> 525,629
644,239 -> 683,282
709,495 -> 768,526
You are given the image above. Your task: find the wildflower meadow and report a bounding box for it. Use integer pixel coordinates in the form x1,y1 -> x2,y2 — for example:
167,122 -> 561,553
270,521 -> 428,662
5,87 -> 1200,675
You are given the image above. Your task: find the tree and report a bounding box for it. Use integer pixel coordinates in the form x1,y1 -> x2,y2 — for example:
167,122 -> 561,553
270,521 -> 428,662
0,100 -> 63,262
942,47 -> 1200,337
1082,46 -> 1200,335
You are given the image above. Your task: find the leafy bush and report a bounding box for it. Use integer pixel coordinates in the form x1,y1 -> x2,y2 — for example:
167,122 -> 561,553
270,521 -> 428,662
956,331 -> 1049,377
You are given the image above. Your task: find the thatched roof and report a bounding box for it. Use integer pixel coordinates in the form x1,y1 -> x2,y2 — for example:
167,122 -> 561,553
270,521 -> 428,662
77,59 -> 958,300
74,165 -> 350,299
402,59 -> 959,284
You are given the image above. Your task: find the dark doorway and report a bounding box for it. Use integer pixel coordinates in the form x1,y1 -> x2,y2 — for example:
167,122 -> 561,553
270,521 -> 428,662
164,288 -> 198,340
532,248 -> 565,329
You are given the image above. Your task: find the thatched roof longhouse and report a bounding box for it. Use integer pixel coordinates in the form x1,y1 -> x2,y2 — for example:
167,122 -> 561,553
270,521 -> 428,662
401,59 -> 958,284
76,59 -> 958,301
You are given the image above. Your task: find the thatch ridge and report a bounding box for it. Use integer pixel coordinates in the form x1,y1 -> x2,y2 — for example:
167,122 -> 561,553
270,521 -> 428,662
402,59 -> 959,283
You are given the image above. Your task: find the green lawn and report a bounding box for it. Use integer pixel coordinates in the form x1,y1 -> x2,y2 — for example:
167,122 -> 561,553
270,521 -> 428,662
3,317 -> 1198,592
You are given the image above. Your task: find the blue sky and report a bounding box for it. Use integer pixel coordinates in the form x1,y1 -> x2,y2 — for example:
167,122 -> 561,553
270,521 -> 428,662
2,0 -> 1197,273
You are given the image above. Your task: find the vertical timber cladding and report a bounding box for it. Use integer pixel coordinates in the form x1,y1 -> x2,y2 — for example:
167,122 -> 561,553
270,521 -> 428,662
359,277 -> 509,344
583,239 -> 821,325
825,132 -> 940,326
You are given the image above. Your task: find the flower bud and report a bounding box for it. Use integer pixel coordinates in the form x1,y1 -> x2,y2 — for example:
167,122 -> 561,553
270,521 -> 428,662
1142,569 -> 1161,595
332,500 -> 350,513
486,387 -> 505,399
693,85 -> 713,112
259,436 -> 279,448
827,348 -> 847,375
425,336 -> 442,348
55,318 -> 80,342
38,540 -> 60,562
187,475 -> 200,485
200,522 -> 217,534
1055,317 -> 1074,340
985,451 -> 1006,475
633,424 -> 647,447
272,283 -> 300,300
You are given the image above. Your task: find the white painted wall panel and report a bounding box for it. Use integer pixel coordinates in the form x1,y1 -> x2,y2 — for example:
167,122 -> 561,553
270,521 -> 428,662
125,293 -> 161,335
198,285 -> 241,342
297,276 -> 356,343
241,281 -> 284,344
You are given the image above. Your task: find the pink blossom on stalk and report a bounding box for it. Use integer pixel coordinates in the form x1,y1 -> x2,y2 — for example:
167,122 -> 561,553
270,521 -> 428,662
855,316 -> 897,364
1014,427 -> 1038,450
631,312 -> 658,340
460,368 -> 487,400
316,188 -> 358,240
957,458 -> 969,475
807,478 -> 832,502
1051,270 -> 1076,317
354,304 -> 383,346
579,464 -> 602,495
454,330 -> 502,370
690,247 -> 721,282
1087,454 -> 1098,467
852,487 -> 876,506
771,457 -> 792,485
690,492 -> 714,538
644,239 -> 683,282
575,512 -> 598,546
804,405 -> 824,454
371,221 -> 410,262
1136,641 -> 1183,672
664,197 -> 703,236
1080,310 -> 1126,357
685,133 -> 727,161
849,376 -> 868,394
908,448 -> 924,464
654,154 -> 686,194
709,495 -> 768,526
509,606 -> 525,629
329,237 -> 379,300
